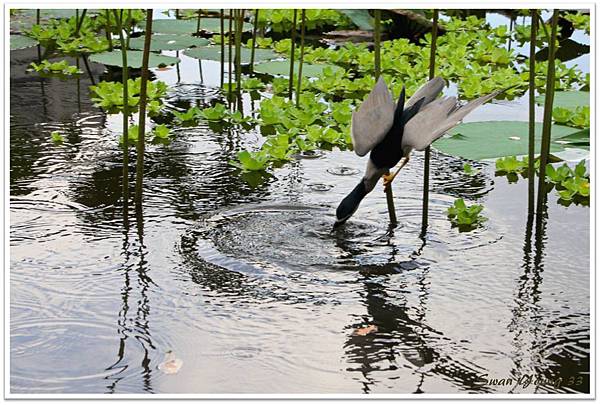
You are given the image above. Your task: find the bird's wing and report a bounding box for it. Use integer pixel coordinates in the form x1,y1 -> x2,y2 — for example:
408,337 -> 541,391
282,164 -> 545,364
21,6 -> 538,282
350,77 -> 395,157
405,76 -> 446,109
402,90 -> 501,152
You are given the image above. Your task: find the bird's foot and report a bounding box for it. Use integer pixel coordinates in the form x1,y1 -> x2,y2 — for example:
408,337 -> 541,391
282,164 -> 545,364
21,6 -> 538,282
382,172 -> 396,188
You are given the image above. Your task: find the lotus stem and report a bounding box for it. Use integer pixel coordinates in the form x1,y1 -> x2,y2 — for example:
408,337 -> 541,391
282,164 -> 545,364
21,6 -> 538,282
421,8 -> 438,235
235,9 -> 243,103
527,9 -> 538,214
250,9 -> 259,72
228,9 -> 233,105
82,54 -> 96,85
288,9 -> 298,100
75,9 -> 87,37
220,9 -> 224,86
175,9 -> 179,19
374,9 -> 381,78
135,9 -> 153,209
36,9 -> 42,61
114,9 -> 130,205
104,9 -> 113,51
296,9 -> 306,107
196,9 -> 202,34
536,9 -> 559,214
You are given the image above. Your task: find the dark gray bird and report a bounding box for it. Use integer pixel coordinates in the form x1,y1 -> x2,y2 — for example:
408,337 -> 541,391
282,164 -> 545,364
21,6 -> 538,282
334,76 -> 499,227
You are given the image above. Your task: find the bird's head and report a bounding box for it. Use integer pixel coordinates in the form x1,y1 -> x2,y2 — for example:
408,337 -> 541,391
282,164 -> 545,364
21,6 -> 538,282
334,181 -> 367,228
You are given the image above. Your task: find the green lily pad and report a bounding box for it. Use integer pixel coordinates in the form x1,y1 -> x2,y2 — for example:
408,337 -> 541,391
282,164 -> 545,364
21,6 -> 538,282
89,50 -> 180,68
554,128 -> 590,149
535,91 -> 589,109
433,121 -> 587,160
128,34 -> 209,51
253,60 -> 343,77
183,46 -> 280,63
147,18 -> 253,35
10,34 -> 39,50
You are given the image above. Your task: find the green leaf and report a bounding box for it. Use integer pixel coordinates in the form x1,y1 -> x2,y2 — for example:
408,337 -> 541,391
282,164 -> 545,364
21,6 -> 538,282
152,124 -> 171,139
536,91 -> 589,109
434,121 -> 586,160
10,34 -> 39,50
184,46 -> 280,63
89,50 -> 180,68
50,131 -> 64,143
253,60 -> 344,78
128,34 -> 209,51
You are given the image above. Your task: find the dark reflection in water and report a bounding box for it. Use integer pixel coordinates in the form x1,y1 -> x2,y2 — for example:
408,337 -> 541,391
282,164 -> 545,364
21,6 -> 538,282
105,209 -> 156,393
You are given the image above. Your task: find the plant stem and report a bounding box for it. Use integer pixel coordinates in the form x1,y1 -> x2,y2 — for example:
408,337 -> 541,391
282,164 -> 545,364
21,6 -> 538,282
527,9 -> 538,215
536,9 -> 559,214
250,9 -> 259,72
288,9 -> 298,100
228,9 -> 233,105
220,9 -> 224,86
374,9 -> 381,78
196,9 -> 202,34
36,10 -> 42,61
104,9 -> 113,51
235,9 -> 243,104
75,9 -> 87,37
296,9 -> 306,107
114,9 -> 130,205
421,8 -> 438,235
135,9 -> 153,209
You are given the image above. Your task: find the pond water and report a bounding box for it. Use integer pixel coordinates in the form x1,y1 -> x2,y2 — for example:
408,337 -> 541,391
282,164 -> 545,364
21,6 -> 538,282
10,17 -> 590,395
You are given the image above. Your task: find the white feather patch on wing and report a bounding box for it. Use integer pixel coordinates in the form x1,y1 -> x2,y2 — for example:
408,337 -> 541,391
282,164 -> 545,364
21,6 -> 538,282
405,76 -> 446,109
351,77 -> 395,157
402,90 -> 501,153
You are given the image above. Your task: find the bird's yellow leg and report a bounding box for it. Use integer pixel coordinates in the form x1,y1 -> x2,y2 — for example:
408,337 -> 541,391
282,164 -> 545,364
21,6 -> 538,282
382,156 -> 410,188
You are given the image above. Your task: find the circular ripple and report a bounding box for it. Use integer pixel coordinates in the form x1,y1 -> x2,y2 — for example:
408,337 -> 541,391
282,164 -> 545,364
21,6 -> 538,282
326,166 -> 360,176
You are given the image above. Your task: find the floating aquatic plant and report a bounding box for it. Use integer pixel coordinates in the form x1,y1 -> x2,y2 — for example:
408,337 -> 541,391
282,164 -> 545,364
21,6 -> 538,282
28,59 -> 82,77
89,78 -> 167,114
50,131 -> 64,144
447,198 -> 486,230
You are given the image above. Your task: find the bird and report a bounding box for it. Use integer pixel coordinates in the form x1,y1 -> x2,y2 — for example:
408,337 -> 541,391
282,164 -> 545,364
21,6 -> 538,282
334,76 -> 500,227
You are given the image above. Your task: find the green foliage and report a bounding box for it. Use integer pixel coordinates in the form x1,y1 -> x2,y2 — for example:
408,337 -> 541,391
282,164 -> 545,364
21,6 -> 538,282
89,78 -> 168,114
245,37 -> 273,49
230,150 -> 270,172
241,77 -> 266,91
173,106 -> 202,124
552,106 -> 590,129
27,15 -> 109,54
28,59 -> 82,78
198,103 -> 228,121
463,163 -> 479,176
447,198 -> 486,230
563,12 -> 590,35
255,9 -> 351,33
50,131 -> 64,144
495,156 -> 527,175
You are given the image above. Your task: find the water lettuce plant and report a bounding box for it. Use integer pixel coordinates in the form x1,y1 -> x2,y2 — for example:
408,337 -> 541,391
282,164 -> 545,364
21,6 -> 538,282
28,59 -> 82,77
50,131 -> 64,144
447,198 -> 486,230
90,78 -> 167,114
